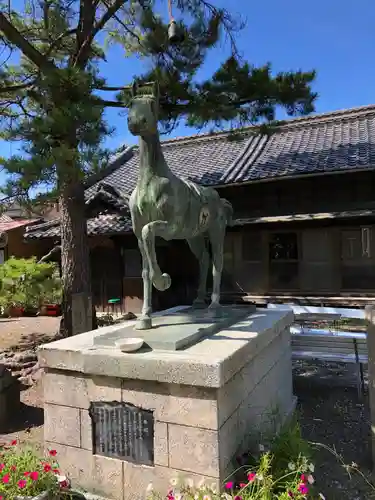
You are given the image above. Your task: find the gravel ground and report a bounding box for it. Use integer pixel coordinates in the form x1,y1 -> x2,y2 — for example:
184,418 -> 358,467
294,360 -> 374,499
1,318 -> 375,498
0,316 -> 60,351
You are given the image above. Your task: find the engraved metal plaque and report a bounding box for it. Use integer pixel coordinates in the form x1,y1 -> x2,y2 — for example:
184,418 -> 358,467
89,402 -> 154,465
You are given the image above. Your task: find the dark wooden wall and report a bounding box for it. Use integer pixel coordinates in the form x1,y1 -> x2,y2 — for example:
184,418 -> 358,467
218,170 -> 375,219
90,235 -> 199,313
224,221 -> 375,297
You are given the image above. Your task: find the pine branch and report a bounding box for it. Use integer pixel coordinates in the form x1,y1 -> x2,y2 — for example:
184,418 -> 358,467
73,0 -> 126,67
0,80 -> 36,94
0,14 -> 56,72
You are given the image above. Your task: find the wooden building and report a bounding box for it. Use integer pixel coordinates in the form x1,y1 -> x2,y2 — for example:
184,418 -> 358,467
25,105 -> 375,311
0,216 -> 53,264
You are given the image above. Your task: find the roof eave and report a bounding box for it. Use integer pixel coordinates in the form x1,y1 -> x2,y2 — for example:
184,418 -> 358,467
214,165 -> 375,190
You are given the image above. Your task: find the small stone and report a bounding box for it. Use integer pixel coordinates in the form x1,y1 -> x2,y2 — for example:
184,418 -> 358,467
122,311 -> 137,320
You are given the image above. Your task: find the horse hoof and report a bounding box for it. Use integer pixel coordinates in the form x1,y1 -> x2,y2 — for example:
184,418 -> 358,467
153,273 -> 171,291
135,316 -> 152,330
208,302 -> 222,315
192,299 -> 206,309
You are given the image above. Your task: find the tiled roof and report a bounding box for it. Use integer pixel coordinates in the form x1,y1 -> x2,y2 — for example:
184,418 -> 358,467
26,104 -> 375,239
0,219 -> 39,233
85,132 -> 246,198
0,215 -> 12,222
25,214 -> 132,240
87,104 -> 375,197
221,105 -> 375,184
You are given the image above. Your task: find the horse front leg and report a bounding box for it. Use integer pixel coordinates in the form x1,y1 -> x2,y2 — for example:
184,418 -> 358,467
208,224 -> 225,310
142,221 -> 172,292
187,235 -> 209,307
135,237 -> 153,330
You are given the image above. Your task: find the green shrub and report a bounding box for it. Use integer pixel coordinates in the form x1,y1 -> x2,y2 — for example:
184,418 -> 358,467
0,257 -> 62,312
147,420 -> 323,499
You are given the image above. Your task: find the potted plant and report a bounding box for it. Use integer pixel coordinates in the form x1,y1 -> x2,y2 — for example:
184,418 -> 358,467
0,440 -> 70,499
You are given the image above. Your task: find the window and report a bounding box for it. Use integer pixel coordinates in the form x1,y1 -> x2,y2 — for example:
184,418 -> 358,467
341,227 -> 375,290
269,232 -> 299,290
341,228 -> 371,260
269,232 -> 298,260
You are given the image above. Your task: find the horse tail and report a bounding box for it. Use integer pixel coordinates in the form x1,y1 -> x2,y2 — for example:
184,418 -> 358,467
221,198 -> 234,227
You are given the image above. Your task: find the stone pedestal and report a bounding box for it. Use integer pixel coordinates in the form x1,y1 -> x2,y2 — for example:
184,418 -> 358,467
39,306 -> 295,500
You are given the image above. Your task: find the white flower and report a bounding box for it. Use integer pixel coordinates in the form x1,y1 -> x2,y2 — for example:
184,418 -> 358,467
308,462 -> 315,472
170,477 -> 179,487
259,443 -> 265,452
257,473 -> 264,481
56,474 -> 69,486
203,496 -> 212,500
307,474 -> 315,484
221,494 -> 232,500
194,495 -> 199,500
319,494 -> 326,500
185,477 -> 194,488
146,483 -> 153,493
210,482 -> 218,493
174,494 -> 182,500
288,462 -> 296,471
197,478 -> 206,489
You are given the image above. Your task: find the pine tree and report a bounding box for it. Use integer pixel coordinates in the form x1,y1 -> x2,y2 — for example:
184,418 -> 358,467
0,0 -> 317,336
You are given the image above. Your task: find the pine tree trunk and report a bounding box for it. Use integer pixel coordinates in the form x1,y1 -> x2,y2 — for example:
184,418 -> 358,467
59,180 -> 93,337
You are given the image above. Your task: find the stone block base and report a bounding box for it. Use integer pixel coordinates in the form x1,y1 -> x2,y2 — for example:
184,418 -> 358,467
40,308 -> 295,500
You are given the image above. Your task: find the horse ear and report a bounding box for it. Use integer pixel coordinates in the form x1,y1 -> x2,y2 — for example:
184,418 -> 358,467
132,81 -> 137,97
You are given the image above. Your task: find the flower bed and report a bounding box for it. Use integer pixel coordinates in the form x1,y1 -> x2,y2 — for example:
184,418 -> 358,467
0,441 -> 69,500
147,422 -> 326,500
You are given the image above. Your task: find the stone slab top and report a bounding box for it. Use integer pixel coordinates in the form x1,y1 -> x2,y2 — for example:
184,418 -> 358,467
38,307 -> 294,388
93,305 -> 255,351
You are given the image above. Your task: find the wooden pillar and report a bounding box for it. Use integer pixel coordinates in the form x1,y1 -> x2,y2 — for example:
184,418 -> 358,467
365,305 -> 375,470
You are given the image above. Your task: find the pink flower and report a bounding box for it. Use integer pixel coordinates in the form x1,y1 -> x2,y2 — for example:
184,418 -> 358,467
225,481 -> 234,489
2,474 -> 10,484
49,450 -> 57,457
234,497 -> 242,500
239,483 -> 247,488
0,464 -> 4,472
288,492 -> 294,498
300,474 -> 306,483
298,483 -> 309,495
18,479 -> 27,489
43,464 -> 52,472
30,471 -> 39,481
24,472 -> 30,476
11,440 -> 17,446
247,472 -> 256,482
53,469 -> 60,474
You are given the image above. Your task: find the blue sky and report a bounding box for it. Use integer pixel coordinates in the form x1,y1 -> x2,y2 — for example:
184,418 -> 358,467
1,0 -> 375,184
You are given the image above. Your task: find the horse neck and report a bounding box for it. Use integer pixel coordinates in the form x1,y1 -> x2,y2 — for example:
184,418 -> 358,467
138,133 -> 170,183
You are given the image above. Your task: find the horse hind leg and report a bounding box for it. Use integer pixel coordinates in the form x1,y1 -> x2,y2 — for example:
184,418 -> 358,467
208,223 -> 225,310
187,235 -> 209,307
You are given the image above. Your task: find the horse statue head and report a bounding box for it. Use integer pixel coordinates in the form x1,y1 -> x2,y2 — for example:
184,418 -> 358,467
127,81 -> 159,137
